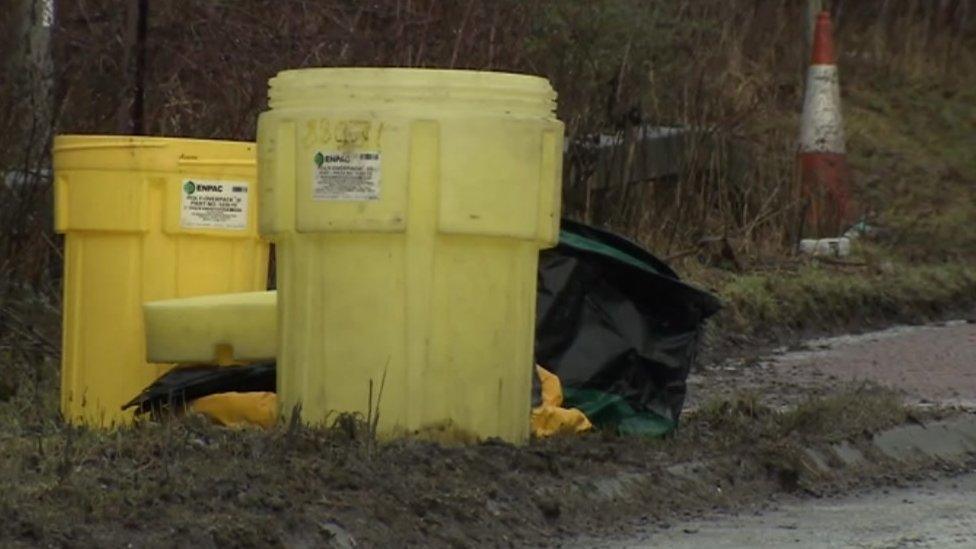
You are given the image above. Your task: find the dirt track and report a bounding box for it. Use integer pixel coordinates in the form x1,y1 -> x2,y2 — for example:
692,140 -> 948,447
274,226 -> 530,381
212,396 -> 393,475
773,320 -> 976,406
689,317 -> 976,411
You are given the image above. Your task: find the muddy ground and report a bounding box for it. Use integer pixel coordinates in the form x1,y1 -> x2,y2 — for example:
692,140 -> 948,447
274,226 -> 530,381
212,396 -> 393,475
0,385 -> 948,548
1,304 -> 974,547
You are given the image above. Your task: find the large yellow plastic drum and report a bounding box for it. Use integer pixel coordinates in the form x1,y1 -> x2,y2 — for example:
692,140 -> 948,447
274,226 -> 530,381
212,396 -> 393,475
258,68 -> 563,444
54,135 -> 270,426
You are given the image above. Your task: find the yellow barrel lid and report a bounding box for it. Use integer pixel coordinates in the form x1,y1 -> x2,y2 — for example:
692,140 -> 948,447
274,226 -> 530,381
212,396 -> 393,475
267,68 -> 557,117
53,134 -> 255,172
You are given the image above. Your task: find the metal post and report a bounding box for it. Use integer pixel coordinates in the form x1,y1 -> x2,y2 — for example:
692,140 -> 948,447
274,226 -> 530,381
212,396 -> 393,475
117,0 -> 148,135
5,0 -> 55,166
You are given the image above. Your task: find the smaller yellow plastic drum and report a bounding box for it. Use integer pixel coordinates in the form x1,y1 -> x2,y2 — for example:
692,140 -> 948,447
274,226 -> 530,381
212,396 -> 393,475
54,135 -> 270,426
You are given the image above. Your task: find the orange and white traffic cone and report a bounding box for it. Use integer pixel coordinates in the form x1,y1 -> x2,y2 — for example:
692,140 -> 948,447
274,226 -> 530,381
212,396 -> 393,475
798,10 -> 852,237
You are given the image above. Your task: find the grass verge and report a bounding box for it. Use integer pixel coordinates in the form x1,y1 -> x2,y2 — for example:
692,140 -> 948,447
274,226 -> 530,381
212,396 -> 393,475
693,260 -> 976,359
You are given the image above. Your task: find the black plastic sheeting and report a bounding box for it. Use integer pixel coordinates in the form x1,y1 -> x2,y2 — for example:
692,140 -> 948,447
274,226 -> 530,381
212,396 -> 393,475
123,362 -> 275,415
534,219 -> 721,434
127,219 -> 720,435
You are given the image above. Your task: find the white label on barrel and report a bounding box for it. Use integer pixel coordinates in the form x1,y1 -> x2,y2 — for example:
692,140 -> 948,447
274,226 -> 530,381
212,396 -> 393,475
180,179 -> 249,230
312,150 -> 381,201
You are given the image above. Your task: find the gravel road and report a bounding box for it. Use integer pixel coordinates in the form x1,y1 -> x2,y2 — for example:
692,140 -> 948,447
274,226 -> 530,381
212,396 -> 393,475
688,318 -> 976,410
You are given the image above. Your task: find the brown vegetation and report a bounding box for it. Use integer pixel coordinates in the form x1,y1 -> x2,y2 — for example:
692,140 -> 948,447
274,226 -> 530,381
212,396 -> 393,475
2,0 -> 974,293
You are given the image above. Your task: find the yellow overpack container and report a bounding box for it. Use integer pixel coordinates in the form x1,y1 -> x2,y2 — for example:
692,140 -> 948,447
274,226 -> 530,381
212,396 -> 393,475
258,68 -> 563,444
54,135 -> 270,426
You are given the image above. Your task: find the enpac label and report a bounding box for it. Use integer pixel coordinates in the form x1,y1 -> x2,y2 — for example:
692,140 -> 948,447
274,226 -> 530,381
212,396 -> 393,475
180,179 -> 249,230
312,150 -> 381,201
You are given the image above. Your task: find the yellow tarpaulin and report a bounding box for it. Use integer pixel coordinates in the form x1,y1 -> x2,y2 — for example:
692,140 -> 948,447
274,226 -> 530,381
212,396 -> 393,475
531,365 -> 593,437
186,366 -> 591,437
189,391 -> 277,429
